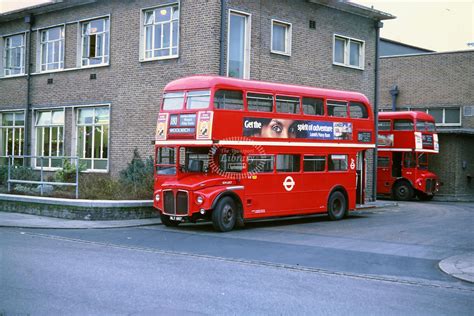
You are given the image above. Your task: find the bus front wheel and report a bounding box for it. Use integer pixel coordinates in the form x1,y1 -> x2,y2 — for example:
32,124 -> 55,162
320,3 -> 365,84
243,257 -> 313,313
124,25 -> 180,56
212,197 -> 237,232
393,181 -> 414,201
327,191 -> 348,221
160,213 -> 180,227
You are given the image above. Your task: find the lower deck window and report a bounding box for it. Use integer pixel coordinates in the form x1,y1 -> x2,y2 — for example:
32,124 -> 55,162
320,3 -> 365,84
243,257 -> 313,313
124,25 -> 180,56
303,155 -> 325,172
217,148 -> 243,172
377,157 -> 390,168
328,154 -> 348,171
276,154 -> 300,172
180,147 -> 209,173
247,155 -> 273,173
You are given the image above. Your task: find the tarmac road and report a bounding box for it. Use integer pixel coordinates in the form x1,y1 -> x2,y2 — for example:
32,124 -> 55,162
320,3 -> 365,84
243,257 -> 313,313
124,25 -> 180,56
1,201 -> 473,315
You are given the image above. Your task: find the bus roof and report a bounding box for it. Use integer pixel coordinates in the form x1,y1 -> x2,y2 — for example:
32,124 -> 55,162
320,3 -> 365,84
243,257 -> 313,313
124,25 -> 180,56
164,75 -> 370,104
379,111 -> 435,122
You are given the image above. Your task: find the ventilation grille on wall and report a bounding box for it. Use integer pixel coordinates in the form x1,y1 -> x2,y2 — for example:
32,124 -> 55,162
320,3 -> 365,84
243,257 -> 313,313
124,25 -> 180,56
463,106 -> 474,117
309,20 -> 316,29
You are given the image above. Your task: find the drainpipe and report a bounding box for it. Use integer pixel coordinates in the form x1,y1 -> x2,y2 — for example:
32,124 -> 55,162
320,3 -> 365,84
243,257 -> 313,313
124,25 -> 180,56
23,14 -> 34,165
219,0 -> 227,76
389,85 -> 399,111
372,20 -> 383,202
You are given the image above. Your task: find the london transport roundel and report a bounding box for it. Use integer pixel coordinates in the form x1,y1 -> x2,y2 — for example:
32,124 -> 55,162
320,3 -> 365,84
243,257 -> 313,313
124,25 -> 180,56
283,176 -> 295,191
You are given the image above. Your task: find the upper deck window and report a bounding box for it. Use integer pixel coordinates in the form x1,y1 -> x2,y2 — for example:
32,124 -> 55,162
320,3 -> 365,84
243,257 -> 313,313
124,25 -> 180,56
394,119 -> 414,131
186,90 -> 210,109
349,102 -> 368,118
378,120 -> 391,131
247,93 -> 273,112
276,96 -> 299,114
163,92 -> 184,110
302,97 -> 324,116
214,90 -> 243,110
416,120 -> 436,132
327,101 -> 348,118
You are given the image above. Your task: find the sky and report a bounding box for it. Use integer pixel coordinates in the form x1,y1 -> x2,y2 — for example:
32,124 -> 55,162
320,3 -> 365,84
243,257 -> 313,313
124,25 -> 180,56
354,0 -> 474,51
1,0 -> 473,52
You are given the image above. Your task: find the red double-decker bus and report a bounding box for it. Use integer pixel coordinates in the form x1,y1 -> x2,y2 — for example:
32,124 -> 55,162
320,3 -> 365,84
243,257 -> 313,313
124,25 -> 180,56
153,75 -> 375,231
377,111 -> 439,201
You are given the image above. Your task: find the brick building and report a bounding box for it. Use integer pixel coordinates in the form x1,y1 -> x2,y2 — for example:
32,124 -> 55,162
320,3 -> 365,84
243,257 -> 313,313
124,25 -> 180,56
0,0 -> 393,200
379,48 -> 474,200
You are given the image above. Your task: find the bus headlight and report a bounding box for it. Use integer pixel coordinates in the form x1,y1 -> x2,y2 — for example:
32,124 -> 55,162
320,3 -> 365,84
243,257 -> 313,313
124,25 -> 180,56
155,194 -> 160,202
196,195 -> 204,205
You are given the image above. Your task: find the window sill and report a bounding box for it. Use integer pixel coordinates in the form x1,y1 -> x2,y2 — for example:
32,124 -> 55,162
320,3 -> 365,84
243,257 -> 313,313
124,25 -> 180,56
0,74 -> 27,80
140,55 -> 179,63
30,64 -> 109,76
332,62 -> 364,71
82,169 -> 109,173
271,50 -> 291,57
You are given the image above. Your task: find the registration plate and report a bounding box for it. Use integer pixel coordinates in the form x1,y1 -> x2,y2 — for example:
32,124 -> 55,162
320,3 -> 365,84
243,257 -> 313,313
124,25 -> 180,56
170,216 -> 182,221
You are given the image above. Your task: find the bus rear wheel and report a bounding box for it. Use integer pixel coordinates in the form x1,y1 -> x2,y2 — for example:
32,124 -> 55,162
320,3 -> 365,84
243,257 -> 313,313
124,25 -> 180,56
327,191 -> 347,221
393,181 -> 414,201
212,197 -> 237,232
160,213 -> 180,227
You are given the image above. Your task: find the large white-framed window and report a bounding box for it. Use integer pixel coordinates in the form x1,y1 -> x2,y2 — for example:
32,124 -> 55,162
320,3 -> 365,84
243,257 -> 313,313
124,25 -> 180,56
142,4 -> 179,60
35,109 -> 64,169
76,106 -> 109,171
227,10 -> 251,79
80,17 -> 110,67
3,33 -> 25,76
0,111 -> 24,165
39,26 -> 65,72
333,34 -> 364,70
271,19 -> 291,56
426,107 -> 461,127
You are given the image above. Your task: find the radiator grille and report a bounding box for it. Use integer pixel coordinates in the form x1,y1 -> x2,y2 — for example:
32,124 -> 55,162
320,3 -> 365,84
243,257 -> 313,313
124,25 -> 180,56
163,191 -> 175,215
176,191 -> 189,215
426,179 -> 435,193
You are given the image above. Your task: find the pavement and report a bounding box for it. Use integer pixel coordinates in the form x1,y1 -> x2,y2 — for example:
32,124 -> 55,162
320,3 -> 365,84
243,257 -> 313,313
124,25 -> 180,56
1,199 -> 473,284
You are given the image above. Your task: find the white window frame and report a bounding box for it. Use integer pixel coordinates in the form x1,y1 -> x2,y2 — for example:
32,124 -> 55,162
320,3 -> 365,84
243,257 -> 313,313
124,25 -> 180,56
79,16 -> 110,68
333,34 -> 365,70
271,19 -> 291,56
34,109 -> 65,170
425,107 -> 462,127
3,33 -> 26,77
0,110 -> 25,165
74,105 -> 110,172
39,26 -> 65,73
226,9 -> 251,79
141,3 -> 180,62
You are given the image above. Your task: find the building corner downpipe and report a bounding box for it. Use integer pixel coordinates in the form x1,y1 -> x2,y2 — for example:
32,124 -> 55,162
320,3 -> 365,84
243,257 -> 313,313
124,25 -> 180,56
219,0 -> 227,76
23,14 -> 34,165
372,20 -> 383,202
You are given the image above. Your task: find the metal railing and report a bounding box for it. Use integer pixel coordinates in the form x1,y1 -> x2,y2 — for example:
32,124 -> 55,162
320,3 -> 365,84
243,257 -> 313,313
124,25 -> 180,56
7,155 -> 80,199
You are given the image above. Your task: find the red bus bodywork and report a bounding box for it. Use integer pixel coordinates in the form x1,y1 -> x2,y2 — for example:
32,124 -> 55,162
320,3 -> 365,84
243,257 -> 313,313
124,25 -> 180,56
154,75 -> 375,231
377,111 -> 439,200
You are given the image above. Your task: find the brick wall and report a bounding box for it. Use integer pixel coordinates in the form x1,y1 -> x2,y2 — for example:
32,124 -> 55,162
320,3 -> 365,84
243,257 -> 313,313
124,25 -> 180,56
0,0 -> 379,199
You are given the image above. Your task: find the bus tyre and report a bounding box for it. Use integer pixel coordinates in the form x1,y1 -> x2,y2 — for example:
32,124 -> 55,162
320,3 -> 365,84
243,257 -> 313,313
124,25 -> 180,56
160,213 -> 180,227
327,191 -> 348,221
212,197 -> 237,232
417,192 -> 434,201
393,181 -> 414,201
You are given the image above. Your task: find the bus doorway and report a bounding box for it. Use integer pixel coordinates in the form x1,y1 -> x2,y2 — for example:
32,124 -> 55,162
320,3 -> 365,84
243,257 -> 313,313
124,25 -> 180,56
356,151 -> 365,204
392,152 -> 402,178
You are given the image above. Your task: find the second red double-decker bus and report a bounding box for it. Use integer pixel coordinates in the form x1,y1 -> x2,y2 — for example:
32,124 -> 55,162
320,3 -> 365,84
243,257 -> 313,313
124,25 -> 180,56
153,75 -> 375,231
377,111 -> 440,201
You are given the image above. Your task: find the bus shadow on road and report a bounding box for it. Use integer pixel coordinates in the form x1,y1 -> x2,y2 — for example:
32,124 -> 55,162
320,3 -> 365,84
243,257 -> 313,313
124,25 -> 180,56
173,213 -> 368,233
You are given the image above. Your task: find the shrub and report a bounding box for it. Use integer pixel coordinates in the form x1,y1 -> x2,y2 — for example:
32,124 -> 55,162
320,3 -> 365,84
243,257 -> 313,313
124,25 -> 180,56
79,174 -> 124,200
119,148 -> 154,199
54,159 -> 86,183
